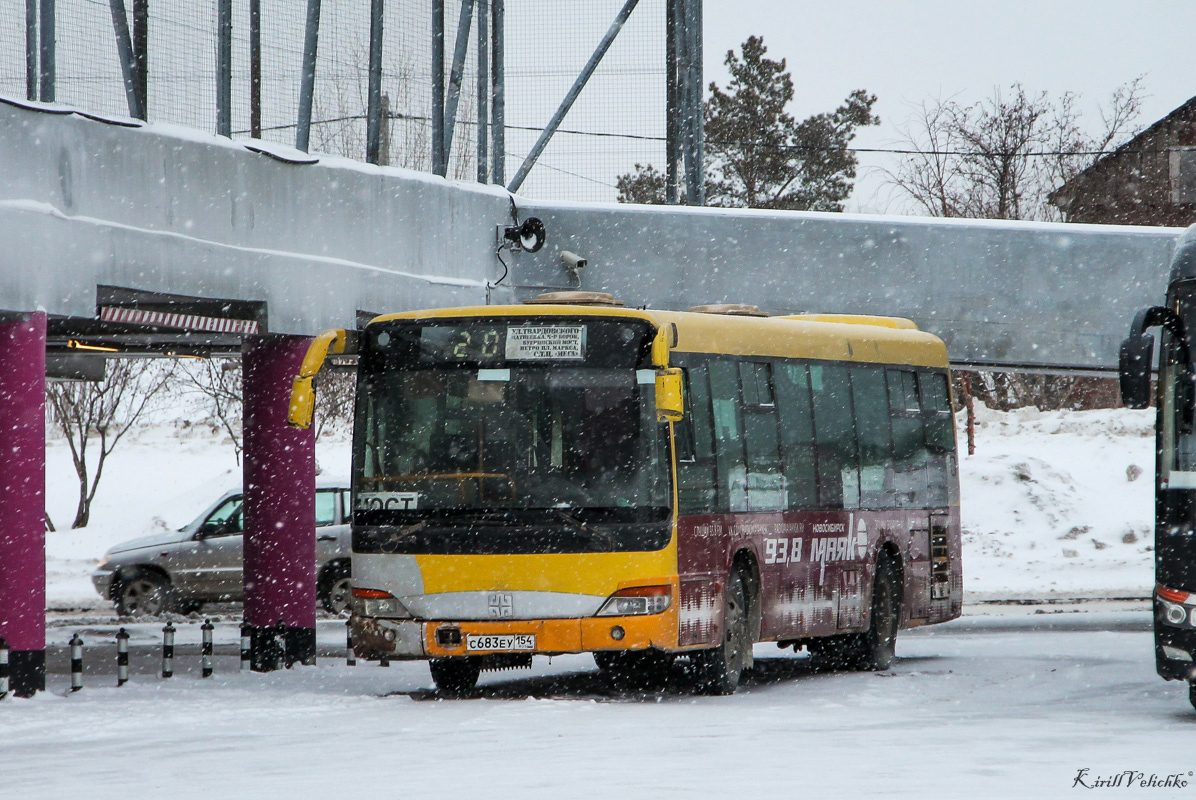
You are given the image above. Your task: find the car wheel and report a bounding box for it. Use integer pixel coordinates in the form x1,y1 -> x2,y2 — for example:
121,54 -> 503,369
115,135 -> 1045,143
319,561 -> 352,614
429,657 -> 482,697
692,569 -> 750,695
115,571 -> 171,617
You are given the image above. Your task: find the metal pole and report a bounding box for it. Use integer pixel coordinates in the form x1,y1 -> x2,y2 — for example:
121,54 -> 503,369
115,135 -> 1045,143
490,0 -> 504,184
0,638 -> 8,699
365,0 -> 384,164
295,0 -> 322,152
507,0 -> 641,194
431,0 -> 445,175
216,0 -> 232,136
132,0 -> 147,119
476,0 -> 489,183
201,619 -> 214,678
665,0 -> 679,204
115,628 -> 129,686
25,0 -> 37,101
442,0 -> 474,168
249,0 -> 261,138
108,0 -> 142,119
689,0 -> 704,205
161,621 -> 175,678
379,93 -> 391,166
239,622 -> 251,671
69,634 -> 82,692
38,0 -> 54,102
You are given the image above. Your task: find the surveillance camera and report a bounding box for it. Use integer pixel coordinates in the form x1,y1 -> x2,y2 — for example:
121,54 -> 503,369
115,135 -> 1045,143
560,251 -> 587,271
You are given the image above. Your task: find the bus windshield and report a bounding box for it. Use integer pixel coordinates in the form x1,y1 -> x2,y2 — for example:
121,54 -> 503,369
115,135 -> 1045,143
353,318 -> 670,523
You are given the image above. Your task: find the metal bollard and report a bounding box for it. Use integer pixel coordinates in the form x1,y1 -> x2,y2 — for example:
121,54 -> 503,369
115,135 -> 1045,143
162,621 -> 175,678
116,628 -> 130,687
69,633 -> 83,692
201,619 -> 214,678
346,619 -> 356,667
273,619 -> 287,670
0,637 -> 9,700
239,622 -> 251,671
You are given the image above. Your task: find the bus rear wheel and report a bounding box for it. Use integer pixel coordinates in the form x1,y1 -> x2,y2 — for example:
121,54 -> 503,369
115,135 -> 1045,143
810,555 -> 900,672
693,569 -> 750,695
429,657 -> 482,696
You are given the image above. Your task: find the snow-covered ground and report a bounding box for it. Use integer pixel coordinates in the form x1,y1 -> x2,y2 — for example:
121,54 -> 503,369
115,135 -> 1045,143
5,617 -> 1193,798
9,405 -> 1192,798
43,404 -> 1158,609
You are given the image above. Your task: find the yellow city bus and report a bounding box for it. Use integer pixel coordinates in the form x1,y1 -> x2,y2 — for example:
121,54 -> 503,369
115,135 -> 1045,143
290,292 -> 962,694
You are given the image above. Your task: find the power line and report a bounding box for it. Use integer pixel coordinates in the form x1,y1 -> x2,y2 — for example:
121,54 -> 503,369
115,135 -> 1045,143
235,112 -> 1151,160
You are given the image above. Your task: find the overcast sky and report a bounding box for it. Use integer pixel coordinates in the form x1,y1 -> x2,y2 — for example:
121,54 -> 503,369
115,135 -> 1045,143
701,0 -> 1196,213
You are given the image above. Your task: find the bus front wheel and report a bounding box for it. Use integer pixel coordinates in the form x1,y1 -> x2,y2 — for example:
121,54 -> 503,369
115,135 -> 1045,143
429,657 -> 482,696
693,569 -> 751,695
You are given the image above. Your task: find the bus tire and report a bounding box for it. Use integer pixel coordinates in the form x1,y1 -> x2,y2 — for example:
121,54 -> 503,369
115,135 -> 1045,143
429,657 -> 482,696
595,649 -> 674,691
810,554 -> 900,672
1189,680 -> 1196,712
693,569 -> 751,695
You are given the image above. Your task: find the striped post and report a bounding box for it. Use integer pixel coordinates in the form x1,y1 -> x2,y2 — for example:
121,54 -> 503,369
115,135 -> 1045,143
346,619 -> 355,667
69,633 -> 83,692
240,623 -> 251,671
273,619 -> 287,670
161,621 -> 175,679
1,637 -> 9,699
201,619 -> 214,678
116,628 -> 129,686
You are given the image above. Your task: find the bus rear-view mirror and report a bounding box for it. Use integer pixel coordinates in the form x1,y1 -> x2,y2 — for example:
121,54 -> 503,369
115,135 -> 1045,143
1119,333 -> 1154,409
288,375 -> 316,429
656,368 -> 684,422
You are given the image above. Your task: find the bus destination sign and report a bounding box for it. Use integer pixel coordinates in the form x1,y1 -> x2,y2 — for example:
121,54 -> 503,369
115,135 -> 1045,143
505,325 -> 586,360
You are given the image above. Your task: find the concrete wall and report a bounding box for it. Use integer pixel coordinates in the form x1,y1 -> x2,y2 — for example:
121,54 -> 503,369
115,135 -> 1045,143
0,95 -> 1185,370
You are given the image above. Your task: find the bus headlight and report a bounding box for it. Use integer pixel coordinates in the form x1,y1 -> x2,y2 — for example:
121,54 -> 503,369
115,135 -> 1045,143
352,588 -> 412,619
596,585 -> 672,617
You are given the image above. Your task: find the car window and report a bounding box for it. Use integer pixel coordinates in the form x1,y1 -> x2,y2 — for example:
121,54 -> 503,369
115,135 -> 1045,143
315,490 -> 338,527
204,497 -> 243,536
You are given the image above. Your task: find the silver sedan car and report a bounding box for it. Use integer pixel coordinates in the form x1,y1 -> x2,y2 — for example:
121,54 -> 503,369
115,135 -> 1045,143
92,478 -> 353,616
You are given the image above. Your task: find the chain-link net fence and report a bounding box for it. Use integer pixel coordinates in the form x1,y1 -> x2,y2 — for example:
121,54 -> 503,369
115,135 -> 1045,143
1,0 -> 666,202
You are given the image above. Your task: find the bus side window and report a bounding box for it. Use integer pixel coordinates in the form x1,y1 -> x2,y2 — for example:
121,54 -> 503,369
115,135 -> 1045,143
887,368 -> 929,508
850,365 -> 894,509
920,371 -> 954,508
709,359 -> 748,513
677,363 -> 718,514
739,362 -> 785,511
774,362 -> 817,508
811,364 -> 860,509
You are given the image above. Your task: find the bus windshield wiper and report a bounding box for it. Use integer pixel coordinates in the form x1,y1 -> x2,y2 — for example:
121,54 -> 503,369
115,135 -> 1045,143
549,509 -> 615,551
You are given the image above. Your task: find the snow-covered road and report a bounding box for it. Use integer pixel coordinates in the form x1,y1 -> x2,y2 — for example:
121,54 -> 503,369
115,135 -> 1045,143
4,607 -> 1192,799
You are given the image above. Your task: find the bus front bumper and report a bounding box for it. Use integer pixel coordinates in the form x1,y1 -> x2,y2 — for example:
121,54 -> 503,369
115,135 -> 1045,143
351,611 -> 678,660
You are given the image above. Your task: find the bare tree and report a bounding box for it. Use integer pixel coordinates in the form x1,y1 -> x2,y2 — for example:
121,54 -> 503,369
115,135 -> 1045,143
887,80 -> 1145,222
48,360 -> 176,528
177,358 -> 244,463
314,367 -> 357,442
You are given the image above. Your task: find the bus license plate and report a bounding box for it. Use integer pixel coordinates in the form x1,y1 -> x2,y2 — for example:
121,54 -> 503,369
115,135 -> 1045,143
466,634 -> 535,652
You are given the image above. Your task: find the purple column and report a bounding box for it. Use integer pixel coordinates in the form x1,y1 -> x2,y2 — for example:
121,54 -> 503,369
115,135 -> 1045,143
0,313 -> 46,696
242,334 -> 316,669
